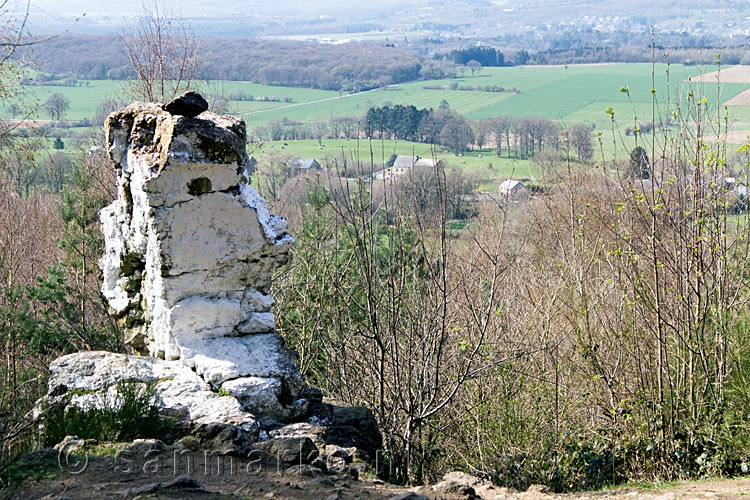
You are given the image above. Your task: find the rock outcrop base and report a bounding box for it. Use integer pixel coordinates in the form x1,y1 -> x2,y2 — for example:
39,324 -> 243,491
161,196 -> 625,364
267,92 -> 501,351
39,95 -> 382,467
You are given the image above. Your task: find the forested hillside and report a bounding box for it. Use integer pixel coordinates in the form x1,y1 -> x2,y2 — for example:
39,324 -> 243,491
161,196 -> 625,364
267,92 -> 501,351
20,35 -> 445,91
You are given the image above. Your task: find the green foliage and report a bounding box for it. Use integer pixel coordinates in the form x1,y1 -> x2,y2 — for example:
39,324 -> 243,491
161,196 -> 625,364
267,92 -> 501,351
0,152 -> 120,463
52,137 -> 64,150
365,104 -> 429,142
276,170 -> 497,485
445,46 -> 505,67
275,178 -> 369,381
54,155 -> 120,351
386,153 -> 398,168
276,176 -> 415,381
43,381 -> 170,445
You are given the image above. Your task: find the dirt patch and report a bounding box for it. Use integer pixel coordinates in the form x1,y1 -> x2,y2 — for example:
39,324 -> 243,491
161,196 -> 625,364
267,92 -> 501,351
703,129 -> 750,144
2,118 -> 58,129
725,88 -> 750,106
689,65 -> 750,83
6,446 -> 750,500
5,447 -> 412,500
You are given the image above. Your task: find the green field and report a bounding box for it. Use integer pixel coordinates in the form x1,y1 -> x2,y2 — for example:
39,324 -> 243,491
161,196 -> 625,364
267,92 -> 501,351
7,63 -> 747,129
243,63 -> 749,130
253,138 -> 537,187
5,62 -> 749,186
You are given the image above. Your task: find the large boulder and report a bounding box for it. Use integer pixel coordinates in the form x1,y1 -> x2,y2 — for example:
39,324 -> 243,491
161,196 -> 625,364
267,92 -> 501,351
38,96 -> 384,463
99,99 -> 305,417
45,351 -> 257,434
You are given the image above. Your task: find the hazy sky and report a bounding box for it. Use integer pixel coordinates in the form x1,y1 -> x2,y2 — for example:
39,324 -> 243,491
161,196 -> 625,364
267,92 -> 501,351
28,0 -> 424,18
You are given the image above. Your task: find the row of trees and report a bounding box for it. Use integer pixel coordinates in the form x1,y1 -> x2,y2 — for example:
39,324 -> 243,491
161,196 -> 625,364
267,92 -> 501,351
441,46 -> 506,67
364,104 -> 430,142
478,116 -> 593,161
362,105 -> 478,154
19,34 -> 456,92
252,106 -> 595,162
507,43 -> 750,67
362,105 -> 594,160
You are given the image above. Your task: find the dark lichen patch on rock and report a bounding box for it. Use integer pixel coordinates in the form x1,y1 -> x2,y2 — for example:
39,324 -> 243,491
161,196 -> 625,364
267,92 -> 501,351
163,91 -> 209,117
187,176 -> 212,196
196,134 -> 244,164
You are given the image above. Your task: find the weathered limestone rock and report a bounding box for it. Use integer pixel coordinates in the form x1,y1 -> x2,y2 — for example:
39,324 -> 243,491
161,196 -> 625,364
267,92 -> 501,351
99,99 -> 304,417
46,351 -> 257,432
40,96 -> 383,464
102,101 -> 291,358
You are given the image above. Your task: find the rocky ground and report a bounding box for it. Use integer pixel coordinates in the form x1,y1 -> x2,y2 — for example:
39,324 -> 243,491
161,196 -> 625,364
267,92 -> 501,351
6,441 -> 750,500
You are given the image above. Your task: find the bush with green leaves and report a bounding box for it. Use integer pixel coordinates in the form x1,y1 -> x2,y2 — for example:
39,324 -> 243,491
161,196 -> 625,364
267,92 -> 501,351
43,381 -> 170,446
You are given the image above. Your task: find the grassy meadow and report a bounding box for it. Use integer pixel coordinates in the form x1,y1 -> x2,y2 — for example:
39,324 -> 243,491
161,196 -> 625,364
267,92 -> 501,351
5,62 -> 750,185
8,63 -> 748,127
253,138 -> 538,188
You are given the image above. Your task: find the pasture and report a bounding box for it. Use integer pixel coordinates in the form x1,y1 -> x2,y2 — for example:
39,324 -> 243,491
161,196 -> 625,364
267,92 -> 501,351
7,63 -> 748,130
4,62 -> 750,185
253,138 -> 538,188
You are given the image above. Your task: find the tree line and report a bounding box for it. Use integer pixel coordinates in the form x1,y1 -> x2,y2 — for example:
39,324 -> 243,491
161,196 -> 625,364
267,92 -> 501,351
18,35 -> 456,92
20,33 -> 750,97
359,104 -> 594,160
250,104 -> 596,163
440,46 -> 506,67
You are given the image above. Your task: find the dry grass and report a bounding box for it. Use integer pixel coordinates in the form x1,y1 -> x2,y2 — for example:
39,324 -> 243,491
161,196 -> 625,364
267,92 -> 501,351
724,88 -> 750,106
689,64 -> 750,83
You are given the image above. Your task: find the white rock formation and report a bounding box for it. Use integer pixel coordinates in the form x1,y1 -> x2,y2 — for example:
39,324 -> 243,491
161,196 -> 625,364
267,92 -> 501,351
98,101 -> 305,418
47,351 -> 258,431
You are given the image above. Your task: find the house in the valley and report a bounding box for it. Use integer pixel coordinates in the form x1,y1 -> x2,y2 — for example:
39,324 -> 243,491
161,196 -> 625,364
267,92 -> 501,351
373,155 -> 419,180
288,158 -> 322,176
734,181 -> 748,198
414,158 -> 444,169
727,177 -> 749,211
498,178 -> 526,199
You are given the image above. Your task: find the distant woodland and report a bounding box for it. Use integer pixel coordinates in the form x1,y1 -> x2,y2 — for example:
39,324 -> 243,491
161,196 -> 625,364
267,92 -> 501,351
20,35 -> 448,91
19,35 -> 750,93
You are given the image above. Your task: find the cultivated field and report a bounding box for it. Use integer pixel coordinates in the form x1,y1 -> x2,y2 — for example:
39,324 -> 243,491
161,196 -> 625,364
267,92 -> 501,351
725,90 -> 750,106
690,64 -> 750,83
5,62 -> 750,185
240,63 -> 749,130
7,63 -> 747,129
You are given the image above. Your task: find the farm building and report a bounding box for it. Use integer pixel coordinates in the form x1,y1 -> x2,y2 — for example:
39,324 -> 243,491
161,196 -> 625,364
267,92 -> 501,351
373,156 -> 446,180
288,158 -> 322,175
498,178 -> 525,196
374,155 -> 419,180
414,158 -> 444,169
